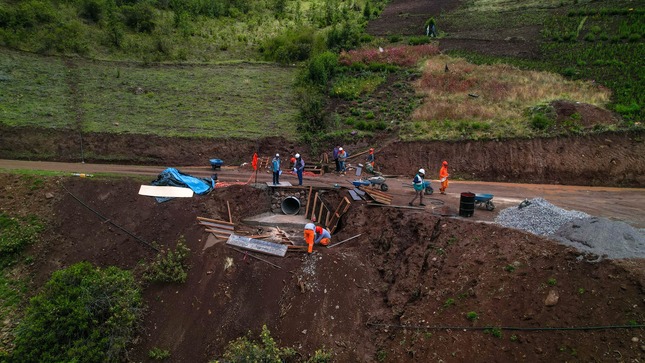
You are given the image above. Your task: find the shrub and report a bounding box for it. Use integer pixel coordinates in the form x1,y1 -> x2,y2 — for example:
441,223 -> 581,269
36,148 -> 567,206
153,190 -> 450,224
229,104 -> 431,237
466,311 -> 479,321
305,51 -> 339,87
121,2 -> 156,33
79,0 -> 106,23
149,347 -> 171,360
531,113 -> 554,130
296,86 -> 328,134
9,262 -> 142,363
214,325 -> 296,363
326,21 -> 363,51
144,238 -> 191,283
261,26 -> 315,64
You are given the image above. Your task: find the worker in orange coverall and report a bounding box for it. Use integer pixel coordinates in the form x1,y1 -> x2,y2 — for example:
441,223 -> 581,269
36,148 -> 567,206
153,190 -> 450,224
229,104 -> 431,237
304,223 -> 331,253
439,160 -> 450,194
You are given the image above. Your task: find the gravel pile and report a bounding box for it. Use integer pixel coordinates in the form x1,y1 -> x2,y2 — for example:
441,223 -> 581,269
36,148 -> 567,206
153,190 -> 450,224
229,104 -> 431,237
552,217 -> 645,260
495,198 -> 590,236
495,198 -> 645,260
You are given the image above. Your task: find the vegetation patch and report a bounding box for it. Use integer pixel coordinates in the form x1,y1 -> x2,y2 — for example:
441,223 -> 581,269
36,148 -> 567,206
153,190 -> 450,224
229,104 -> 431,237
8,262 -> 142,362
144,238 -> 191,283
401,54 -> 612,140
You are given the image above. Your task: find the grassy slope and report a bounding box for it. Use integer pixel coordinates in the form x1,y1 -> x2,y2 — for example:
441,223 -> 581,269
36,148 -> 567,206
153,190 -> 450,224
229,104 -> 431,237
0,49 -> 298,138
441,0 -> 644,121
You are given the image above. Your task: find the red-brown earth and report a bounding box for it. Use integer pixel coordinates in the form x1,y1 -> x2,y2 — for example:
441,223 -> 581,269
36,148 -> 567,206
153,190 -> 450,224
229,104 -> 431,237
1,0 -> 644,361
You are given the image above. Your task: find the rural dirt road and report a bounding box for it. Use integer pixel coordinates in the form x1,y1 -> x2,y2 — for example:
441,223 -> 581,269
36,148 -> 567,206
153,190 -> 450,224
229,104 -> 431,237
2,159 -> 643,229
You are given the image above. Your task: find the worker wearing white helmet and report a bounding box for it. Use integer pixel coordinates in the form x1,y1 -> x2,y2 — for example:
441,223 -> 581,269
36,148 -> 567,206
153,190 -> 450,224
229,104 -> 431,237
294,153 -> 305,185
338,147 -> 348,175
409,168 -> 427,207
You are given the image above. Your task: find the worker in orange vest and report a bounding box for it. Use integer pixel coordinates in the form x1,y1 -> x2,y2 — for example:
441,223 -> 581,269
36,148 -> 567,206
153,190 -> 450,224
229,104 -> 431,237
439,160 -> 449,194
304,223 -> 331,253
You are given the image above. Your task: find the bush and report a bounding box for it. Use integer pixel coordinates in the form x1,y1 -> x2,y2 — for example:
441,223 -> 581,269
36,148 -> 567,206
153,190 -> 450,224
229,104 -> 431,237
305,51 -> 339,87
261,26 -> 315,64
121,2 -> 156,33
9,262 -> 142,363
144,238 -> 191,283
214,325 -> 296,363
531,113 -> 555,131
296,86 -> 328,134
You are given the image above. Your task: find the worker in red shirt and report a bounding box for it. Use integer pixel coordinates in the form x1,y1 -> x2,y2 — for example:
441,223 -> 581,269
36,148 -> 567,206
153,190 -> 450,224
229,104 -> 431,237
304,223 -> 331,253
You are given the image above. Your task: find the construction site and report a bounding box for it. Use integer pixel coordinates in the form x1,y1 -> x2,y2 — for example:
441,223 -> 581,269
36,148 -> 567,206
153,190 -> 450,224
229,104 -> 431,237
2,146 -> 644,362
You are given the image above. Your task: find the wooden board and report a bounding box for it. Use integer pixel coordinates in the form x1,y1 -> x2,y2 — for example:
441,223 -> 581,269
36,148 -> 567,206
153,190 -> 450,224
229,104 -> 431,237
139,185 -> 194,198
362,188 -> 393,205
353,188 -> 366,196
348,189 -> 363,201
226,234 -> 288,257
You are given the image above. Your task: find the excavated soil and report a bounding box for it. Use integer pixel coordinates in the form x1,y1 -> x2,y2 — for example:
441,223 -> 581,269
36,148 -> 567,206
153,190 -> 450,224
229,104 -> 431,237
1,0 -> 644,361
2,174 -> 644,362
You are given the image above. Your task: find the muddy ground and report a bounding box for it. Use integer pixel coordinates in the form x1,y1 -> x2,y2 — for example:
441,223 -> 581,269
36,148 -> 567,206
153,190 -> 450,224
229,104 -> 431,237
1,0 -> 644,361
2,173 -> 644,362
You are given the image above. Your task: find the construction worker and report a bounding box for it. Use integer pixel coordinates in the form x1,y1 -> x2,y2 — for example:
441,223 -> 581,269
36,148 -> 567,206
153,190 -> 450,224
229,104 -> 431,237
294,153 -> 305,185
338,147 -> 347,175
409,168 -> 426,207
304,223 -> 331,253
439,161 -> 449,194
366,148 -> 375,165
271,153 -> 281,185
365,148 -> 376,174
314,225 -> 331,246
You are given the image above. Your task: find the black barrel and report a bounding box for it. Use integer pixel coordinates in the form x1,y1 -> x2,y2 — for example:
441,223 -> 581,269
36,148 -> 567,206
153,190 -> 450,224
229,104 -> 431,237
459,192 -> 476,217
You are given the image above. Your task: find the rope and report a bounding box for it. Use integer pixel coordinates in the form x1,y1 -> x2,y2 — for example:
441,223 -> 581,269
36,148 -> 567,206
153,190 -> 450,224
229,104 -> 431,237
61,183 -> 159,252
367,322 -> 645,332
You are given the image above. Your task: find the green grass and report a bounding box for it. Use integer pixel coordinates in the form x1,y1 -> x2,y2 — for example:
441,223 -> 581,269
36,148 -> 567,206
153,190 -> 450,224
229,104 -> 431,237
0,48 -> 299,139
441,0 -> 645,122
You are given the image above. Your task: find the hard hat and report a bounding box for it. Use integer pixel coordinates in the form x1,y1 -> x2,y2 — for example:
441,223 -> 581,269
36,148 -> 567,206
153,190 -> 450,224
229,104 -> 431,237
443,161 -> 448,166
305,223 -> 315,230
276,153 -> 279,157
419,168 -> 426,174
339,147 -> 343,151
369,148 -> 374,151
315,226 -> 323,234
295,153 -> 300,158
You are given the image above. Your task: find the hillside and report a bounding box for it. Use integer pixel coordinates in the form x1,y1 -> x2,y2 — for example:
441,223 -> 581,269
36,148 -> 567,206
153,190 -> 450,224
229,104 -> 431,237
0,1 -> 644,362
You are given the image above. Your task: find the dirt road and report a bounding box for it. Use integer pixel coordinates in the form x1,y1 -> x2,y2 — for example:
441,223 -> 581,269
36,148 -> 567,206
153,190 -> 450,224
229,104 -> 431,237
1,159 -> 643,228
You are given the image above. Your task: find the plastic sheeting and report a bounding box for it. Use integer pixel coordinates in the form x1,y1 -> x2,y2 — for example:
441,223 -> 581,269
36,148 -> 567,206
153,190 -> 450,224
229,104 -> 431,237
150,168 -> 215,202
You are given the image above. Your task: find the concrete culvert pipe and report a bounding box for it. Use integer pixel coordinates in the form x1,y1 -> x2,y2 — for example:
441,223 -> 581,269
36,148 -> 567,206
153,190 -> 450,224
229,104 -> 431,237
281,196 -> 301,215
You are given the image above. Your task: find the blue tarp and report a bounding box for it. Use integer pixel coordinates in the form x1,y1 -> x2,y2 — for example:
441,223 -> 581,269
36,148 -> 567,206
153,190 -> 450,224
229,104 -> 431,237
151,168 -> 215,202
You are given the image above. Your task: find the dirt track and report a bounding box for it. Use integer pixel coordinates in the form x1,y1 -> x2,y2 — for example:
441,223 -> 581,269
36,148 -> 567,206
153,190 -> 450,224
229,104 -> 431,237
2,159 -> 643,229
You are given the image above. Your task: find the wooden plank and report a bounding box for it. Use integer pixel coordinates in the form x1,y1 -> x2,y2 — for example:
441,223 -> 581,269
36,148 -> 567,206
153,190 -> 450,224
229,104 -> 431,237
309,192 -> 318,220
227,201 -> 232,223
305,186 -> 313,217
199,221 -> 235,230
353,188 -> 366,196
197,217 -> 234,225
226,234 -> 288,257
139,185 -> 194,198
205,229 -> 232,239
348,189 -> 362,201
317,196 -> 324,225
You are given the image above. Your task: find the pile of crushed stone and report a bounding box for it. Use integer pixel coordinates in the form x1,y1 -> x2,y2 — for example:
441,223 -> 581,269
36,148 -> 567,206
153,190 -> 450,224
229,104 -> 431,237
495,198 -> 645,260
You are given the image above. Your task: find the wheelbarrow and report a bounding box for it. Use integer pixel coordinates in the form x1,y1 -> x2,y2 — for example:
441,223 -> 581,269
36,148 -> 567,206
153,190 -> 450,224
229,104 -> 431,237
474,193 -> 495,211
352,176 -> 389,191
209,158 -> 223,170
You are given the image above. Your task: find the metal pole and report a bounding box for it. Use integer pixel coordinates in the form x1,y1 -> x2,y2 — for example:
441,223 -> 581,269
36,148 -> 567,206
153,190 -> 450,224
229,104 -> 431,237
327,233 -> 362,248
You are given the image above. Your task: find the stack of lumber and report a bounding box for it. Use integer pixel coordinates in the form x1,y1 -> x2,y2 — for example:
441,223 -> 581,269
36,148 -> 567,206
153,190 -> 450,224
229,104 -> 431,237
197,217 -> 235,240
361,188 -> 393,205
